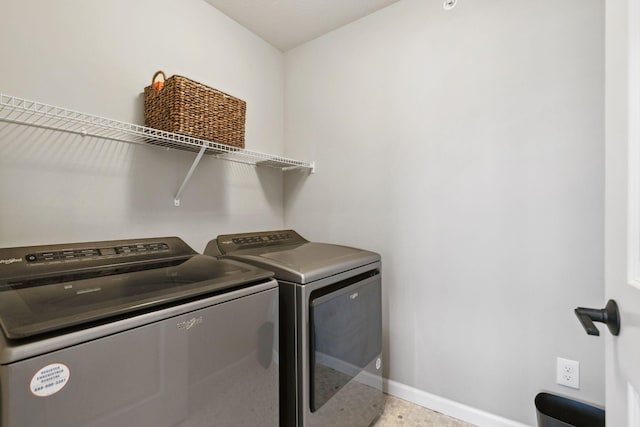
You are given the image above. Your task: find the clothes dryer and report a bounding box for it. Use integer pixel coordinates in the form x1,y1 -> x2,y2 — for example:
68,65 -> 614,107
205,230 -> 382,427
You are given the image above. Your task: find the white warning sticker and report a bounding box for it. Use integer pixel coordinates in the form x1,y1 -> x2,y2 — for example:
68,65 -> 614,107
30,363 -> 70,397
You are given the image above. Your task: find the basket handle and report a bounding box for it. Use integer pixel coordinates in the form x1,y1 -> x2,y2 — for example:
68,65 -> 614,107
152,71 -> 166,91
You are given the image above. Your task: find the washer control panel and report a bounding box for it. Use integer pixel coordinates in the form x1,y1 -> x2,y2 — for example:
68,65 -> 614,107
216,230 -> 307,252
24,242 -> 170,264
0,237 -> 196,279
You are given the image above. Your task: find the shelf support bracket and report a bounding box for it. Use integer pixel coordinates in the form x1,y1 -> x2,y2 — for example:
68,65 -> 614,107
174,145 -> 207,206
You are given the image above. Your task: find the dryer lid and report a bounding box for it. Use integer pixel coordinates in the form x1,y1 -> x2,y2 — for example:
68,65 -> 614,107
209,230 -> 380,284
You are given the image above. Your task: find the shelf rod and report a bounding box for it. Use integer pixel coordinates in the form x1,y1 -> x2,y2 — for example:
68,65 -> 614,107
174,145 -> 208,207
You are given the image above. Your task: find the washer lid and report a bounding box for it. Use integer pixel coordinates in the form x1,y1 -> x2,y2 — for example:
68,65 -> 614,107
210,231 -> 379,283
0,237 -> 273,339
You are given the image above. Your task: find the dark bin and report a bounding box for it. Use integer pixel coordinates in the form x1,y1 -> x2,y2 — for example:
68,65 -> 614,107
535,393 -> 605,427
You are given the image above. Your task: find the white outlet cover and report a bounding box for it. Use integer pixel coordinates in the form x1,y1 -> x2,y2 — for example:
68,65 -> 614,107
557,357 -> 580,389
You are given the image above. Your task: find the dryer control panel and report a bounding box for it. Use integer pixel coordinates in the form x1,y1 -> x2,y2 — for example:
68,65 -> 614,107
215,230 -> 307,253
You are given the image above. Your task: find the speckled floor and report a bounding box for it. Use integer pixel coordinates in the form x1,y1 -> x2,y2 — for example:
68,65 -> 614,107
372,394 -> 475,427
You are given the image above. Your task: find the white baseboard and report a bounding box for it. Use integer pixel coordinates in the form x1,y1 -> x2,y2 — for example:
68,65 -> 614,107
383,379 -> 531,427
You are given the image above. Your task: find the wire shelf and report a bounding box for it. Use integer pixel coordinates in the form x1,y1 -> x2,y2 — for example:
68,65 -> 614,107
0,93 -> 313,171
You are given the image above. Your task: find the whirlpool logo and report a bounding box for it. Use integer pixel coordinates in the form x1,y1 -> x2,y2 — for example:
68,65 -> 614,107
176,316 -> 203,331
0,257 -> 22,266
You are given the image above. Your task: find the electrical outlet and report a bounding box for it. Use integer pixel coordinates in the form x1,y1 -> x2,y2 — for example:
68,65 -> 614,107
556,357 -> 580,389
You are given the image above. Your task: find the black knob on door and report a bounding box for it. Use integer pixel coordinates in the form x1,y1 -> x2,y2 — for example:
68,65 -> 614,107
574,299 -> 620,336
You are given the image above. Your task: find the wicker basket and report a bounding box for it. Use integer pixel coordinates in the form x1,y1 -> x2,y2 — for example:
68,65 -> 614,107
144,73 -> 246,149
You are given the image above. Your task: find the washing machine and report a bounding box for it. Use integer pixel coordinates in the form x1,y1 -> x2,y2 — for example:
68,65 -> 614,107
204,230 -> 383,427
0,237 -> 279,427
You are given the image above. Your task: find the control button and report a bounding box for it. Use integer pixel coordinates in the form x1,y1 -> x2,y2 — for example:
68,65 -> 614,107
75,250 -> 96,257
76,249 -> 99,257
42,252 -> 58,261
25,254 -> 37,262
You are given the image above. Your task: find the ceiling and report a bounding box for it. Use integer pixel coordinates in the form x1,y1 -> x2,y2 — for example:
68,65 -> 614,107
204,0 -> 402,51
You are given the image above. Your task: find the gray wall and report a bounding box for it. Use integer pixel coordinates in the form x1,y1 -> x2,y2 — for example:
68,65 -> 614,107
283,0 -> 605,424
0,0 -> 285,251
